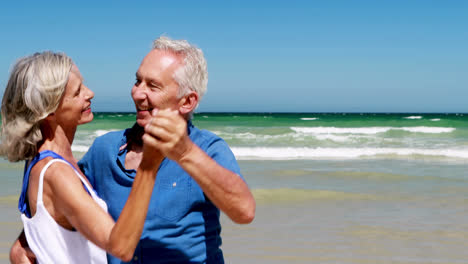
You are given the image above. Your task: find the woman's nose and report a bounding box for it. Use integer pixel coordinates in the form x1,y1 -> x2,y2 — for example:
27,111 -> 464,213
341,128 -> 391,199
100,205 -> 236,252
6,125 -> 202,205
85,85 -> 94,99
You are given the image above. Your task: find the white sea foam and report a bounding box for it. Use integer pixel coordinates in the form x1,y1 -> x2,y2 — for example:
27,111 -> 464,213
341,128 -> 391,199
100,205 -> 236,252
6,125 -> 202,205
215,131 -> 308,143
291,127 -> 390,135
232,147 -> 468,160
404,116 -> 423,119
430,119 -> 441,122
399,127 -> 454,133
314,134 -> 352,142
94,129 -> 117,137
290,126 -> 455,135
300,117 -> 318,121
222,132 -> 258,140
71,145 -> 90,153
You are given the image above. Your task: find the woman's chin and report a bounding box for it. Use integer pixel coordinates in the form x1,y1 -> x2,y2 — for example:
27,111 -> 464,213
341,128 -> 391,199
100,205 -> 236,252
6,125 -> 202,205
78,113 -> 94,125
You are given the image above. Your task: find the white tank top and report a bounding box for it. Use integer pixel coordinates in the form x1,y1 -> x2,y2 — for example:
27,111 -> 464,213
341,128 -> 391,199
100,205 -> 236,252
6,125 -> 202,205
21,159 -> 108,264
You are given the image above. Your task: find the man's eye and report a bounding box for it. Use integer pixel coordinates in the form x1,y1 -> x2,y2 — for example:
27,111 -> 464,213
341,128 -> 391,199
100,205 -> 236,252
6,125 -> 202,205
135,79 -> 141,85
150,83 -> 160,89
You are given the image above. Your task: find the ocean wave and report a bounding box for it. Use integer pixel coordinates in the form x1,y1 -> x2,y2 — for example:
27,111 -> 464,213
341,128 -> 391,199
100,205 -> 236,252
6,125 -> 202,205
291,126 -> 455,135
222,132 -> 258,140
430,119 -> 441,122
314,134 -> 352,142
213,126 -> 456,145
300,117 -> 318,121
404,116 -> 423,119
95,129 -> 118,137
215,131 -> 357,144
292,127 -> 389,135
401,127 -> 455,133
71,145 -> 90,153
232,147 -> 468,160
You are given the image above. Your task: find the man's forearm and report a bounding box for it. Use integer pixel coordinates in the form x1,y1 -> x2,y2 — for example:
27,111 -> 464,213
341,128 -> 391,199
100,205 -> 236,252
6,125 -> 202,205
10,230 -> 35,264
178,144 -> 256,224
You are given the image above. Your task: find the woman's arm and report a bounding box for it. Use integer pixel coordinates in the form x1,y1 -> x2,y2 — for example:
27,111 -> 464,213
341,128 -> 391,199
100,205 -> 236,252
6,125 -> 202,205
45,147 -> 163,261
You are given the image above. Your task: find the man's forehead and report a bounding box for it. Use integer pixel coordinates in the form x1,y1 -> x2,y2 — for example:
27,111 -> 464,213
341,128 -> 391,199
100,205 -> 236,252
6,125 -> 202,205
144,49 -> 183,68
160,55 -> 178,68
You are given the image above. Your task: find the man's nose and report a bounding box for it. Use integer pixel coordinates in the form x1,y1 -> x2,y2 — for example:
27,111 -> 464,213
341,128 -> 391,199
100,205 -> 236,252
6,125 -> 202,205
132,84 -> 147,100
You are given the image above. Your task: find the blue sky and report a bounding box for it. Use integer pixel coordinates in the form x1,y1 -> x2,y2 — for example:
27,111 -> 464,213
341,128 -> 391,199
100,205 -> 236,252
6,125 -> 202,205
0,1 -> 467,113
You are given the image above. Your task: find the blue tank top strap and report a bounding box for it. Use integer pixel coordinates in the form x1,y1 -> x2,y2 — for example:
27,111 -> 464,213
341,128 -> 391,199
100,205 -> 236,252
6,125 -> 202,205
18,150 -> 92,217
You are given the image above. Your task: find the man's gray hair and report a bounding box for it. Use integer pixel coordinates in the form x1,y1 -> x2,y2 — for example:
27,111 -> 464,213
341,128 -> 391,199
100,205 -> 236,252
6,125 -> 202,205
0,51 -> 73,161
152,36 -> 208,113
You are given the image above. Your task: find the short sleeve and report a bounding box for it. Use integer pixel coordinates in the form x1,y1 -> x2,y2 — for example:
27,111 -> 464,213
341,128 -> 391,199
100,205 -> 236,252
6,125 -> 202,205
205,137 -> 245,181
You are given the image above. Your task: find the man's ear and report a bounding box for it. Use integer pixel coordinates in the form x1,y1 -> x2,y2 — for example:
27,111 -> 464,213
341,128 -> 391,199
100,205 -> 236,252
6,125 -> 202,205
179,91 -> 199,115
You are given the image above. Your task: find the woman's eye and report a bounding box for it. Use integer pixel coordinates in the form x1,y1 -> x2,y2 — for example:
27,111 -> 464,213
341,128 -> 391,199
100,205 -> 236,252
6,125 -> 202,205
75,86 -> 81,96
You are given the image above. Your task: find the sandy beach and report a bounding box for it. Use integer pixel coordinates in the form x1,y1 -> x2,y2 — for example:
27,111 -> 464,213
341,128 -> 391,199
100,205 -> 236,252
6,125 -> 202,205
2,158 -> 468,263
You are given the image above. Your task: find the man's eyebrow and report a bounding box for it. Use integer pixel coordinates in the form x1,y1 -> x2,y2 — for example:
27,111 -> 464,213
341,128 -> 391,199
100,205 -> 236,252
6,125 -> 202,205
135,73 -> 163,86
148,79 -> 163,86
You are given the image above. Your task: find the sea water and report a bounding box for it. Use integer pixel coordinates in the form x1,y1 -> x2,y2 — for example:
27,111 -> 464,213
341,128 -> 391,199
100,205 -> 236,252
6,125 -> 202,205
1,113 -> 467,263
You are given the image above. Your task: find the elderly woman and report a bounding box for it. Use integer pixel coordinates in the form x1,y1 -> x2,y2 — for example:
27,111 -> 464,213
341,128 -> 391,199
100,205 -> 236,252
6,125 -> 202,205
0,51 -> 163,263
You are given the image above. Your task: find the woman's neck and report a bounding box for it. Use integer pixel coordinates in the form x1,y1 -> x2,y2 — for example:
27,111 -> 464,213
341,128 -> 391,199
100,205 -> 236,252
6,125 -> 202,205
38,123 -> 77,163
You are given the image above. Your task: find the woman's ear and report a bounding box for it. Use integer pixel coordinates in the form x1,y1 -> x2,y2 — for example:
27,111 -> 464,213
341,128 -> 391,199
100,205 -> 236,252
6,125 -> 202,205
44,112 -> 55,122
178,91 -> 199,115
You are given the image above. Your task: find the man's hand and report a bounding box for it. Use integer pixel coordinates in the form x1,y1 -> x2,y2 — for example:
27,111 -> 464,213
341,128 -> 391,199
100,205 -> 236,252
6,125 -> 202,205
143,109 -> 194,162
10,231 -> 36,264
144,109 -> 256,224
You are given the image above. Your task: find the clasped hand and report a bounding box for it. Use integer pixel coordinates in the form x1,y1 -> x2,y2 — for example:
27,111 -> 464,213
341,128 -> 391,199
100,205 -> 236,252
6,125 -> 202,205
142,109 -> 193,163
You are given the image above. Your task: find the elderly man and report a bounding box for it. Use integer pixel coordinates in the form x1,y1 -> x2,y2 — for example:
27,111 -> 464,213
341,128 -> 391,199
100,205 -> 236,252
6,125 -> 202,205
11,36 -> 256,264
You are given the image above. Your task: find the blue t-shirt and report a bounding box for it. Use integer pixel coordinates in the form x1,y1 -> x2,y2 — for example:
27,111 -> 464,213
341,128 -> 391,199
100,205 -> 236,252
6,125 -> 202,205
78,121 -> 242,264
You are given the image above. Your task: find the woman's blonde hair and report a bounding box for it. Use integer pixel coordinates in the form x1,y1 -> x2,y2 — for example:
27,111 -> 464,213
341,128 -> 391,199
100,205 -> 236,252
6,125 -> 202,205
0,51 -> 73,162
